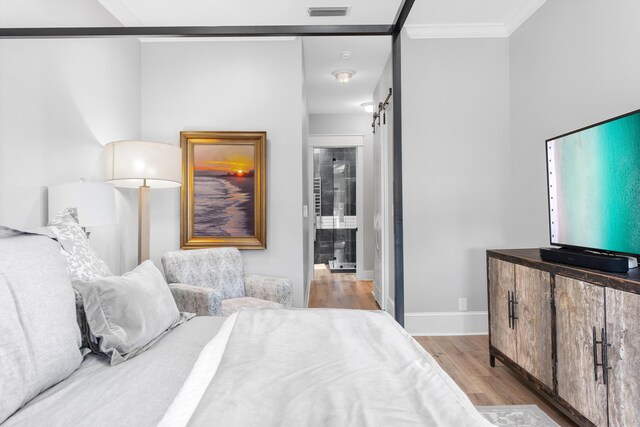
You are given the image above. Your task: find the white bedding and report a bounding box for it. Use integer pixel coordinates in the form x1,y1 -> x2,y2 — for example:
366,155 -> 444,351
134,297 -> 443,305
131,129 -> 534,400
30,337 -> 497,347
2,316 -> 227,427
160,309 -> 494,427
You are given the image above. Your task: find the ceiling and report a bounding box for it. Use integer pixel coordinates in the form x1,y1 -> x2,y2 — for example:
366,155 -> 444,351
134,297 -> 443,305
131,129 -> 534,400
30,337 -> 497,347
0,0 -> 546,30
0,0 -> 403,28
103,0 -> 403,27
304,36 -> 391,115
0,0 -> 547,114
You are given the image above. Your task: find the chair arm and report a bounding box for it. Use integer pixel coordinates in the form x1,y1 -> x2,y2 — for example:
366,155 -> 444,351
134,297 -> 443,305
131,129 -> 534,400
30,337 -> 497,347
168,283 -> 223,316
244,275 -> 293,307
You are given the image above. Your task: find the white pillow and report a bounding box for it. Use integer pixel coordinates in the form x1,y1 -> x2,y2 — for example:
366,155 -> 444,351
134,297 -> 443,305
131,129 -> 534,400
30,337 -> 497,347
74,261 -> 194,366
0,234 -> 82,424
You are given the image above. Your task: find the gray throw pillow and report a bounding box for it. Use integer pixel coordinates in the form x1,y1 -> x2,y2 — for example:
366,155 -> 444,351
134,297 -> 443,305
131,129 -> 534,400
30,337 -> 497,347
74,260 -> 193,366
0,234 -> 82,424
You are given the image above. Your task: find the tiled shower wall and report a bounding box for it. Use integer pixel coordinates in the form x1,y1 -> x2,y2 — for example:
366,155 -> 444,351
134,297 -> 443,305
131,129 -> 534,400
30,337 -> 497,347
313,147 -> 357,265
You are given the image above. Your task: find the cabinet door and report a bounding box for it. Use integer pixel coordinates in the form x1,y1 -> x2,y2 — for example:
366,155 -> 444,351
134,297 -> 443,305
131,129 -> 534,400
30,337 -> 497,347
488,258 -> 516,361
515,265 -> 553,389
556,276 -> 607,426
606,288 -> 640,427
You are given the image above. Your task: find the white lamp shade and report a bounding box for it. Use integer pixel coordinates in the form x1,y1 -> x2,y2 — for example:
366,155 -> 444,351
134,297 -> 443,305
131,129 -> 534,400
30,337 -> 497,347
104,140 -> 182,189
48,181 -> 116,227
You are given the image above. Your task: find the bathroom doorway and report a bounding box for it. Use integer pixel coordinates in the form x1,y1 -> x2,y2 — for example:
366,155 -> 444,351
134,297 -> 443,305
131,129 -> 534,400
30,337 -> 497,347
313,146 -> 358,272
308,135 -> 364,280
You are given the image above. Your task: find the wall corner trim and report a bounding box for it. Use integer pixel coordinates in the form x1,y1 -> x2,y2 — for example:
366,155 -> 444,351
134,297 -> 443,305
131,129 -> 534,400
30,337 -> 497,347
405,311 -> 488,336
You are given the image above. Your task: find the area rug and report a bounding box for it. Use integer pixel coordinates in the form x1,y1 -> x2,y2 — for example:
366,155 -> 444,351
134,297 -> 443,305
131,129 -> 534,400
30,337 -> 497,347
476,405 -> 559,427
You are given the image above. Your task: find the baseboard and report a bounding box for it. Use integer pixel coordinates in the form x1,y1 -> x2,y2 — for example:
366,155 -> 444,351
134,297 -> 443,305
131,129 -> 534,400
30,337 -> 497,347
385,296 -> 395,316
357,270 -> 374,281
405,311 -> 488,336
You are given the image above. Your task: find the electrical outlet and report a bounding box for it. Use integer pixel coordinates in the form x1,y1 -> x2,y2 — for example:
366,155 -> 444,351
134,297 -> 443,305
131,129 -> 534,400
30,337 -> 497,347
458,298 -> 468,312
303,205 -> 308,218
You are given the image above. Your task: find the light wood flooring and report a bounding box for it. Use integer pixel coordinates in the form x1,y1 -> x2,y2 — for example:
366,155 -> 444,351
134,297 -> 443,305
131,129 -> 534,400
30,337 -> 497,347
308,265 -> 380,310
308,269 -> 575,426
416,336 -> 575,426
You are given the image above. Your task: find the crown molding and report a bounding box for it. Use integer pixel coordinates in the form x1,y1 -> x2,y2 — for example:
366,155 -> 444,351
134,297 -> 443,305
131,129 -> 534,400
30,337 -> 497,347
405,0 -> 547,40
97,0 -> 143,27
405,23 -> 507,39
504,0 -> 546,36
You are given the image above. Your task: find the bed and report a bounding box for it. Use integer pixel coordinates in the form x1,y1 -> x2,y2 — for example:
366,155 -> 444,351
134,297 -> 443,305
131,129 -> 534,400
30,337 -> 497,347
3,308 -> 494,427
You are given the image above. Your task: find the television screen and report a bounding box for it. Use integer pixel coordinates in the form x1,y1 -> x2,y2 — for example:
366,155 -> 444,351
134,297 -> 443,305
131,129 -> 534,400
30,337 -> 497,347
547,109 -> 640,256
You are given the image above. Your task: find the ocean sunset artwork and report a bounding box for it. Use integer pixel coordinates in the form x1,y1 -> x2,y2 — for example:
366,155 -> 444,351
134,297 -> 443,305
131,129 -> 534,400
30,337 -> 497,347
181,131 -> 266,249
193,144 -> 256,237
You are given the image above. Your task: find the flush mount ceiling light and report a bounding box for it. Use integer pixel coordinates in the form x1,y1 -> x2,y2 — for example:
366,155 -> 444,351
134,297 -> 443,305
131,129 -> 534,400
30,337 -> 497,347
360,102 -> 374,113
333,70 -> 355,84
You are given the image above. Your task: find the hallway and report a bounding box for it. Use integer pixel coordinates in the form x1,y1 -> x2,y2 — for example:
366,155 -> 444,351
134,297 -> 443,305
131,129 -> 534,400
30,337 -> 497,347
308,265 -> 380,310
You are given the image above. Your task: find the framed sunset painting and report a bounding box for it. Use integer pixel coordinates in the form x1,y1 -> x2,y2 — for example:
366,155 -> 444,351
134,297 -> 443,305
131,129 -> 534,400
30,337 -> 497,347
180,131 -> 266,249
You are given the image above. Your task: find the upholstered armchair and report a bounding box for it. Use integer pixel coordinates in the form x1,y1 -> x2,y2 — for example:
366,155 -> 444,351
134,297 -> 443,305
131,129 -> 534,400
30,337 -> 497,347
161,247 -> 293,316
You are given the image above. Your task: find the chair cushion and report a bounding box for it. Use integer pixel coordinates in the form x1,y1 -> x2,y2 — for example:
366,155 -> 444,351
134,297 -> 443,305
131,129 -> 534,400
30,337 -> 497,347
0,233 -> 82,424
221,297 -> 282,316
162,247 -> 245,300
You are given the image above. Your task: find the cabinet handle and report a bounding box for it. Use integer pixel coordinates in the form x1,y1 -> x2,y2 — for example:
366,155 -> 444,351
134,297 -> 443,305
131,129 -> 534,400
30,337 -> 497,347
593,326 -> 600,381
592,327 -> 612,383
512,292 -> 518,328
508,291 -> 512,329
601,327 -> 612,385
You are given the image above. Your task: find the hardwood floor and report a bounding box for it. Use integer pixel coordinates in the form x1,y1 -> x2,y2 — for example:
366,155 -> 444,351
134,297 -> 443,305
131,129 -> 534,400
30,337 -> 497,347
308,265 -> 380,310
416,335 -> 576,427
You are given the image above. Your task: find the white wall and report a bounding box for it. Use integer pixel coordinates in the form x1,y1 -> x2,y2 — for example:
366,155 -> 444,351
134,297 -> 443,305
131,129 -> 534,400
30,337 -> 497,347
508,0 -> 640,248
0,37 -> 141,274
308,113 -> 375,275
401,34 -> 511,334
140,40 -> 306,307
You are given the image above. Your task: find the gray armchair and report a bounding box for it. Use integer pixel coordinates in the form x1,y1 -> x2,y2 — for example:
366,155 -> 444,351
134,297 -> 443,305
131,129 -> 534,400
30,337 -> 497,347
161,247 -> 293,316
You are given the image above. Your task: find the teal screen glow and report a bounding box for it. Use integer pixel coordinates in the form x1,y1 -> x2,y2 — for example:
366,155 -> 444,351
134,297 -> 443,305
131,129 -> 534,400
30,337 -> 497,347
548,111 -> 640,255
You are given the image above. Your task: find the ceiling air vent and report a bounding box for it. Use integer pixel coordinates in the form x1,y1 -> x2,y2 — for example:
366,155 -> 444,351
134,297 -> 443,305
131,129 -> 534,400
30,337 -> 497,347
307,7 -> 350,17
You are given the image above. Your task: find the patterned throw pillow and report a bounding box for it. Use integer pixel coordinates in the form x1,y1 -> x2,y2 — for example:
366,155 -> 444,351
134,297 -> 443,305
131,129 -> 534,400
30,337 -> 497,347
47,208 -> 113,350
47,208 -> 112,282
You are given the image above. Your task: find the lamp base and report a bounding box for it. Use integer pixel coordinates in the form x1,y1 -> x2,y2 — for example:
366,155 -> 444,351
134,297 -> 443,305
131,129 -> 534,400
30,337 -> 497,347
138,185 -> 150,264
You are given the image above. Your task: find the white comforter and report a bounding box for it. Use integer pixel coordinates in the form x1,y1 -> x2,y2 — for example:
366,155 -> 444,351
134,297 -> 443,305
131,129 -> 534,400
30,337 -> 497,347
160,309 -> 494,427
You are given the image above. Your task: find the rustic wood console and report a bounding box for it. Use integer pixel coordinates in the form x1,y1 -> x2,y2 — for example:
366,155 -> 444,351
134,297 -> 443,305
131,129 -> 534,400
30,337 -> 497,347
487,249 -> 640,427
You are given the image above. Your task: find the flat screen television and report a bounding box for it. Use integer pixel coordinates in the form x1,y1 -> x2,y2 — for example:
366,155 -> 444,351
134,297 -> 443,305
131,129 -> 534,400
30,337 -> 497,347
546,109 -> 640,258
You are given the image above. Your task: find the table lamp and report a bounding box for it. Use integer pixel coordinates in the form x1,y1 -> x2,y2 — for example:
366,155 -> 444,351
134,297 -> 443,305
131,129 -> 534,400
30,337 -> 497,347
48,180 -> 116,237
104,140 -> 181,264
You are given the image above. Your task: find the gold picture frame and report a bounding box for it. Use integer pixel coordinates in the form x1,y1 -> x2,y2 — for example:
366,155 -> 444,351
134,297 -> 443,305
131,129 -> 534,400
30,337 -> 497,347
180,131 -> 266,250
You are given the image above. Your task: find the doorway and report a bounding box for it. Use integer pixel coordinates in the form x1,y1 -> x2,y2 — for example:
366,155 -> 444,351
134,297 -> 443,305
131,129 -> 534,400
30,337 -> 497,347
307,135 -> 378,309
313,146 -> 357,272
308,135 -> 364,277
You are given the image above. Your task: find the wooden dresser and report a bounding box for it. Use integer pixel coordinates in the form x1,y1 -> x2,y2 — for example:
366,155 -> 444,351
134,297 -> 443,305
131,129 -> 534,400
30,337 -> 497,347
487,249 -> 640,427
